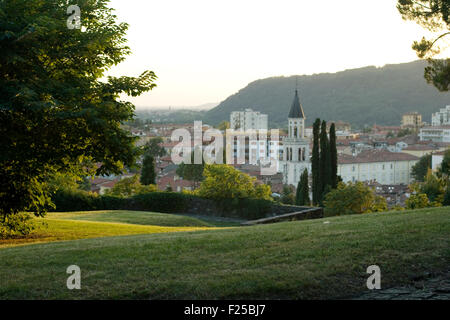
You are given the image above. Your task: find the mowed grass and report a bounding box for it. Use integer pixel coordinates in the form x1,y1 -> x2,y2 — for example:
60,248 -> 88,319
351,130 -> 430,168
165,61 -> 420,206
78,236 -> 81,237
0,211 -> 220,248
0,207 -> 448,299
45,210 -> 218,227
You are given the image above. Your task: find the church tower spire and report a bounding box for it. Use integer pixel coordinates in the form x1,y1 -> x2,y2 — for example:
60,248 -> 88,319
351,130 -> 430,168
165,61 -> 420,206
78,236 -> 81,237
288,89 -> 305,119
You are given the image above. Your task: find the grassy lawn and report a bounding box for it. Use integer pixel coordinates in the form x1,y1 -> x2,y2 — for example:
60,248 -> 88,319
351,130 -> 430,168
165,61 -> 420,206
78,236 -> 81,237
0,211 -> 220,248
0,207 -> 448,299
45,210 -> 219,227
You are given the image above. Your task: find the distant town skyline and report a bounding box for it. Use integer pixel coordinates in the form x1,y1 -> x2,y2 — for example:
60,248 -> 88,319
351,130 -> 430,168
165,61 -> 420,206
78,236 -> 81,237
105,0 -> 447,109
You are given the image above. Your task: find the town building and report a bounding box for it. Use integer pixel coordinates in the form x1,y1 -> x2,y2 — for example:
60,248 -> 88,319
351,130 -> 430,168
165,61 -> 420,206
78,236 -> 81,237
279,90 -> 311,186
431,105 -> 450,126
230,109 -> 268,131
401,112 -> 423,131
419,125 -> 450,143
338,149 -> 419,185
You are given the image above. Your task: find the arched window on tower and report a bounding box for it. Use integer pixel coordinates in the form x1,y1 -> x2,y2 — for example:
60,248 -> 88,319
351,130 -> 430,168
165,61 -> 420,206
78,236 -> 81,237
302,148 -> 306,161
290,148 -> 293,161
294,127 -> 297,138
298,148 -> 302,162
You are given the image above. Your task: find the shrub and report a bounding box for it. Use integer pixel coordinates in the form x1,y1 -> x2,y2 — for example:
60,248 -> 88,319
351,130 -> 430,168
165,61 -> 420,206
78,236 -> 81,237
444,187 -> 450,206
323,181 -> 388,216
52,189 -> 101,211
406,193 -> 430,209
131,192 -> 189,213
0,212 -> 36,239
212,197 -> 274,220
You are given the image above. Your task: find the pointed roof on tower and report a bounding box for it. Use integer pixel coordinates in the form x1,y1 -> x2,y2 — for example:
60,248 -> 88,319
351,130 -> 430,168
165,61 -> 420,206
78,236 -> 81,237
288,89 -> 305,119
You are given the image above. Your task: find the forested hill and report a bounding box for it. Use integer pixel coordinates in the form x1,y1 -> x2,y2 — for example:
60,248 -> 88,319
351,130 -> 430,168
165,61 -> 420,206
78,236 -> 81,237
203,60 -> 450,128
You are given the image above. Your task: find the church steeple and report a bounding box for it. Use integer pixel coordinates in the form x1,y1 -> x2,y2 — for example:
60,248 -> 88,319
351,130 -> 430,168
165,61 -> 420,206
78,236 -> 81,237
288,89 -> 305,119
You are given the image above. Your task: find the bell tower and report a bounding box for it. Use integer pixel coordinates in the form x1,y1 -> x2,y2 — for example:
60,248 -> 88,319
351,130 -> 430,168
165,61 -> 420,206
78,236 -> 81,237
280,88 -> 310,186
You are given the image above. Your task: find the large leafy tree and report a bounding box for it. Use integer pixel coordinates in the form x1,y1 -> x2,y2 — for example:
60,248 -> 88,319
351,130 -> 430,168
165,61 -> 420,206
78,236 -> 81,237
0,0 -> 157,217
196,164 -> 271,200
411,154 -> 432,181
397,0 -> 450,91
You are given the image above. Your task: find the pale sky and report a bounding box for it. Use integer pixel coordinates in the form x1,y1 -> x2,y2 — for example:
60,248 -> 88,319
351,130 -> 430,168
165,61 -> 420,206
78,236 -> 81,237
105,0 -> 445,108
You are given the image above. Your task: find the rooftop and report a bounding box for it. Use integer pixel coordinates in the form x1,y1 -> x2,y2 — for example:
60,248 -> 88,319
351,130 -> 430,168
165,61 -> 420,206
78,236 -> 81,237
338,149 -> 419,164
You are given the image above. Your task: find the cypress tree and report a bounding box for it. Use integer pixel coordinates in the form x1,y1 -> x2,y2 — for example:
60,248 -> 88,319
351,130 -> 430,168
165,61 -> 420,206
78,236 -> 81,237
140,154 -> 156,185
311,118 -> 321,205
329,123 -> 338,189
319,120 -> 331,204
296,168 -> 310,206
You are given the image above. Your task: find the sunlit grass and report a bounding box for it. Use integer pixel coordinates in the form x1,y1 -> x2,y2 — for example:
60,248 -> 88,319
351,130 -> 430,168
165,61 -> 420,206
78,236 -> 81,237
0,211 -> 222,248
0,207 -> 448,299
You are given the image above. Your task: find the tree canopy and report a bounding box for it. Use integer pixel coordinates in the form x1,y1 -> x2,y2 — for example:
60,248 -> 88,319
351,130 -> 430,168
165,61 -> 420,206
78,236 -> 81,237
0,0 -> 157,217
397,0 -> 450,91
196,164 -> 271,200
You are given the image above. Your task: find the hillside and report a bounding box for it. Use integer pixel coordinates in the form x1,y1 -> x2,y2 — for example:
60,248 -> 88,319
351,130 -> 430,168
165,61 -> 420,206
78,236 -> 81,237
0,207 -> 448,299
203,60 -> 450,128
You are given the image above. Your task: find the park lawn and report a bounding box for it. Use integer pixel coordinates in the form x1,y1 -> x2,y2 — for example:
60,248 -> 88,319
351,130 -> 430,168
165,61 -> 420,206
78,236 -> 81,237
45,210 -> 218,227
0,212 -> 219,248
0,206 -> 448,299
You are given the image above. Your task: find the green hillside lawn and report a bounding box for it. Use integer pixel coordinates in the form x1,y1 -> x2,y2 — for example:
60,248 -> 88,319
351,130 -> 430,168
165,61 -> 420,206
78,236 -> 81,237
46,210 -> 243,228
0,207 -> 448,299
0,211 -> 221,248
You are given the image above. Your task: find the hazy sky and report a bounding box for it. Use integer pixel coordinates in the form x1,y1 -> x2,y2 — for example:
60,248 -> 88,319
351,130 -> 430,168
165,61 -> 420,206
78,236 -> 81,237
105,0 -> 443,108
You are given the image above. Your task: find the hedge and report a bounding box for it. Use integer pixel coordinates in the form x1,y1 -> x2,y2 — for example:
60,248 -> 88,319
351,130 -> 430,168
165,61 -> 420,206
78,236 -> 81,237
51,190 -> 276,220
51,190 -> 189,213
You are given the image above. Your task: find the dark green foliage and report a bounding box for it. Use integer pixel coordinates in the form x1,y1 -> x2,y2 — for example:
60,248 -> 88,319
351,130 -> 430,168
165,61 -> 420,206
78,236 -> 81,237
0,0 -> 157,217
329,123 -> 338,189
280,185 -> 295,205
312,120 -> 338,206
397,0 -> 449,91
52,189 -> 104,212
140,155 -> 156,185
213,198 -> 274,220
296,169 -> 310,206
440,149 -> 450,176
311,119 -> 321,205
176,148 -> 205,188
0,212 -> 35,239
319,120 -> 332,202
443,187 -> 450,206
143,137 -> 166,158
203,61 -> 450,127
52,189 -> 188,213
411,154 -> 432,182
50,189 -> 275,220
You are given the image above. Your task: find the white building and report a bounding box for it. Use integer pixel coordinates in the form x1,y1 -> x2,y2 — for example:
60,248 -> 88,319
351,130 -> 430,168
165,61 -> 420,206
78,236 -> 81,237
432,150 -> 449,171
431,105 -> 450,126
338,150 -> 419,185
419,125 -> 450,143
230,109 -> 268,131
279,90 -> 311,186
227,131 -> 282,171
